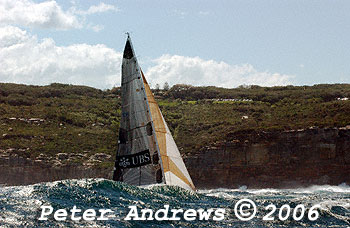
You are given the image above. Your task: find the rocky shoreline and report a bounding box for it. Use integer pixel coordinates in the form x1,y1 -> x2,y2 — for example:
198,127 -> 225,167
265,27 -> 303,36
0,151 -> 112,186
186,127 -> 350,188
1,127 -> 350,188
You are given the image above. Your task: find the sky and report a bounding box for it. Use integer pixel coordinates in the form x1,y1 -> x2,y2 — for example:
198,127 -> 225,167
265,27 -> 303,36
0,0 -> 349,89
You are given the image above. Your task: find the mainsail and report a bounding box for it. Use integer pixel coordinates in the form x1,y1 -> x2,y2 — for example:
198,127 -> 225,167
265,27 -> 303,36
113,35 -> 195,191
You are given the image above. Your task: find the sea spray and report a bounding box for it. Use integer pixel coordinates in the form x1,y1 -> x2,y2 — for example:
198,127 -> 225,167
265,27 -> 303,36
0,179 -> 349,227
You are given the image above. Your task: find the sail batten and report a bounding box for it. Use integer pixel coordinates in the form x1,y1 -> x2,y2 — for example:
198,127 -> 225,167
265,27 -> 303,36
113,36 -> 195,191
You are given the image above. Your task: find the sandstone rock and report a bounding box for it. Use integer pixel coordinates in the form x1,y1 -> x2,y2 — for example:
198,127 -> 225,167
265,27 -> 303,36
6,148 -> 15,153
186,128 -> 350,188
89,159 -> 102,163
36,153 -> 48,160
69,153 -> 85,159
57,153 -> 69,160
34,160 -> 44,165
91,153 -> 111,161
1,128 -> 350,188
52,160 -> 63,167
28,118 -> 44,122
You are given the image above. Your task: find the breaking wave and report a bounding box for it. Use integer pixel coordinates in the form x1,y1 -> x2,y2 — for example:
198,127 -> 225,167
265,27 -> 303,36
0,179 -> 349,227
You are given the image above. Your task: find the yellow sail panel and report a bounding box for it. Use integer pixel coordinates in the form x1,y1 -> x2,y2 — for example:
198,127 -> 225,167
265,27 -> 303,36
163,156 -> 196,190
141,71 -> 167,156
141,71 -> 195,191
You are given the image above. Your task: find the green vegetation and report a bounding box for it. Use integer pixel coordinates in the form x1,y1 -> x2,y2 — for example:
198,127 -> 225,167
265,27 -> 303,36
1,82 -> 350,167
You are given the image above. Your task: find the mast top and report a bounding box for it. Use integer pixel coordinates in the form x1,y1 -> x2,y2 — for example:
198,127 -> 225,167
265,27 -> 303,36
123,32 -> 134,59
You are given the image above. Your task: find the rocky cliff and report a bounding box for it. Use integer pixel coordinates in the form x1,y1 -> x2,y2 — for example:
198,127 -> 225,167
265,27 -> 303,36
0,153 -> 111,186
186,127 -> 350,188
1,127 -> 350,188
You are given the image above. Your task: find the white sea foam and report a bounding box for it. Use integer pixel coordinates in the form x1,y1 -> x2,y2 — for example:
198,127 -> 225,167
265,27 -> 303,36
291,183 -> 350,194
246,188 -> 281,194
199,183 -> 350,199
1,185 -> 34,197
140,183 -> 167,189
319,199 -> 350,210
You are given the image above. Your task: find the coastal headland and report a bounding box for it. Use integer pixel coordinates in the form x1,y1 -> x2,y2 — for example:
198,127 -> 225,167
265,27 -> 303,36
1,83 -> 349,187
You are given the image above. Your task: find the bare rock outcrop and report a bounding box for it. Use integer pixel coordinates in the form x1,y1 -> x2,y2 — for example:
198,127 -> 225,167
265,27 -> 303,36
1,127 -> 349,188
186,127 -> 350,188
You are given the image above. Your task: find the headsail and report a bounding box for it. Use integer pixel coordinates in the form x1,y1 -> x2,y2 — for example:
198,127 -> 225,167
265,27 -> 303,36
141,71 -> 195,191
113,35 -> 195,191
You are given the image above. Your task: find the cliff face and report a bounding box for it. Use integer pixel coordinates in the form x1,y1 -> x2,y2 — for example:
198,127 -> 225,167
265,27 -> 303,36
0,154 -> 111,186
1,127 -> 350,188
186,127 -> 350,188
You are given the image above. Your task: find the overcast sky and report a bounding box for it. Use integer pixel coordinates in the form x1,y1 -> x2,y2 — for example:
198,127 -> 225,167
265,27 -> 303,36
0,0 -> 349,89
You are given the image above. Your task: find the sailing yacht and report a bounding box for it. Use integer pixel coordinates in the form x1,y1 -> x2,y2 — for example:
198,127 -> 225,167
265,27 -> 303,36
113,35 -> 195,191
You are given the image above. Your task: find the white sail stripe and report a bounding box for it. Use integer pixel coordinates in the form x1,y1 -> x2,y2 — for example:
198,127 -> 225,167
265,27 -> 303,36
159,111 -> 195,189
165,133 -> 193,184
164,172 -> 193,191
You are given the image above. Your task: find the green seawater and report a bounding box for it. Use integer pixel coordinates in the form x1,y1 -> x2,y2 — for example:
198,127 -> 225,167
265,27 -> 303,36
0,179 -> 349,227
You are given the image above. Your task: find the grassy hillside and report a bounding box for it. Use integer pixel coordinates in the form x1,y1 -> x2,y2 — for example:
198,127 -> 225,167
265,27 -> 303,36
1,83 -> 350,168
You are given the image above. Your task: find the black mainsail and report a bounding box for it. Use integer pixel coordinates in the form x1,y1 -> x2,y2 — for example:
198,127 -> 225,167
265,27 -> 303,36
113,35 -> 195,191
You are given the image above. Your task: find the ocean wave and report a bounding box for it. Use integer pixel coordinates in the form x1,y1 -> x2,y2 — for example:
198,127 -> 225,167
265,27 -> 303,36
0,178 -> 349,227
